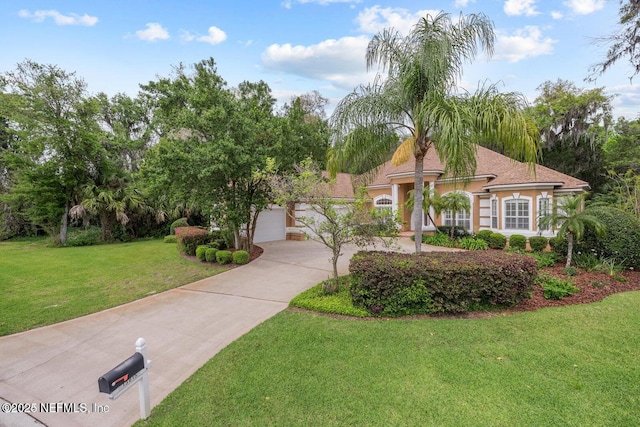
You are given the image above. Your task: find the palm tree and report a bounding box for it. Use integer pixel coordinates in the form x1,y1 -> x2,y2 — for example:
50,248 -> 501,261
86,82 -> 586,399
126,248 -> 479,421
329,12 -> 538,253
539,194 -> 605,268
440,192 -> 471,239
406,187 -> 442,230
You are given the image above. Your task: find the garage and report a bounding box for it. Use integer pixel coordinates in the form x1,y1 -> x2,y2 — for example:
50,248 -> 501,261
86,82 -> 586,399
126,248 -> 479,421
253,205 -> 286,243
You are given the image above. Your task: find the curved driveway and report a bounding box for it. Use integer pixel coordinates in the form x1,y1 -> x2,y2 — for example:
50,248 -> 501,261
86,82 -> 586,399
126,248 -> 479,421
0,239 -> 419,427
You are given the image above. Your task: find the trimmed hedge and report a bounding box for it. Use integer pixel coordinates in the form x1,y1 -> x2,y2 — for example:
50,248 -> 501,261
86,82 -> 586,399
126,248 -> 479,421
349,251 -> 537,316
475,230 -> 493,243
509,234 -> 527,251
216,250 -> 233,265
489,232 -> 507,249
195,245 -> 208,261
529,236 -> 548,252
205,248 -> 218,263
175,227 -> 210,256
232,250 -> 250,265
163,235 -> 177,244
170,217 -> 189,235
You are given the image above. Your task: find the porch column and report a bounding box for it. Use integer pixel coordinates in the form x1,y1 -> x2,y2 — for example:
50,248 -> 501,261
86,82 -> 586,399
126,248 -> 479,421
391,184 -> 399,216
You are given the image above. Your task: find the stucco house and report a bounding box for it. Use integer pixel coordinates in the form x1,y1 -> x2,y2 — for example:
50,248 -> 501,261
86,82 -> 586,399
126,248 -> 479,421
365,145 -> 589,238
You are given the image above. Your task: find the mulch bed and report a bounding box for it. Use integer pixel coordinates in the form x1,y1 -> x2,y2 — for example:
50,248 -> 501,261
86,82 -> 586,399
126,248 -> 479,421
516,264 -> 640,311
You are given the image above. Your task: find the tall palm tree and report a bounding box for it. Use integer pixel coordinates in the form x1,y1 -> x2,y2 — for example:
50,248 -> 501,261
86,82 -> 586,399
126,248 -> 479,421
329,12 -> 539,253
539,194 -> 605,268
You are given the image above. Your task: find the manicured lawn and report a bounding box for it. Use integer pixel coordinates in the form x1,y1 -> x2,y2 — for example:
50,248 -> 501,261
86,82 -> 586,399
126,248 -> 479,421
136,291 -> 640,426
0,238 -> 226,335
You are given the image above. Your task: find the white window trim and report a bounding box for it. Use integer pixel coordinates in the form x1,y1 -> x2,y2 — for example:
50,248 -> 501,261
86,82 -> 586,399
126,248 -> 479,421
502,194 -> 533,233
536,193 -> 554,237
490,195 -> 498,230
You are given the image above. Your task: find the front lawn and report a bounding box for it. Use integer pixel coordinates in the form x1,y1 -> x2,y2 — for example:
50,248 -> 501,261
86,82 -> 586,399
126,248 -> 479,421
0,238 -> 226,335
136,291 -> 640,426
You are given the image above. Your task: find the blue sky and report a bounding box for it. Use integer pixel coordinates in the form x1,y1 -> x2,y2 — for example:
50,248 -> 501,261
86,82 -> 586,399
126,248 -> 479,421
1,0 -> 637,119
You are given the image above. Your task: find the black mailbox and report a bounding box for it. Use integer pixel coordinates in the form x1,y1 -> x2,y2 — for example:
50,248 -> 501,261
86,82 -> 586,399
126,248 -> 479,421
98,352 -> 145,394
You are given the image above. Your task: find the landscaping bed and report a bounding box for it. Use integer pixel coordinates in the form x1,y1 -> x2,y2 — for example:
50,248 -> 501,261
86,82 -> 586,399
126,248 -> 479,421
517,264 -> 640,311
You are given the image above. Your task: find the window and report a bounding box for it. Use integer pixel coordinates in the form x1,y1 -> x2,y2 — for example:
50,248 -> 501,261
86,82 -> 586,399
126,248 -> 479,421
443,208 -> 471,230
505,199 -> 529,230
538,197 -> 551,231
491,198 -> 498,229
374,196 -> 393,223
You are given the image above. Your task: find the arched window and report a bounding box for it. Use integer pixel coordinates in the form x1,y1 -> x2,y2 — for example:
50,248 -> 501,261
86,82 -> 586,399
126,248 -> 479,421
442,192 -> 472,231
374,195 -> 393,222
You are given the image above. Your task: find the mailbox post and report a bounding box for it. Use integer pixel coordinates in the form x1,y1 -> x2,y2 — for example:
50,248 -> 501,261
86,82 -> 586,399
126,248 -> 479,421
98,337 -> 151,420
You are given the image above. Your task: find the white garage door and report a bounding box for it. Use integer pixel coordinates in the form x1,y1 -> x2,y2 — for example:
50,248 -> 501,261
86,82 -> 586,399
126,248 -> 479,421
253,205 -> 286,243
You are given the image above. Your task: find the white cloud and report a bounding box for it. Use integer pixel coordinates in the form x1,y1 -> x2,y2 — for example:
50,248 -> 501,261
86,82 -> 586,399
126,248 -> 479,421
608,83 -> 640,119
563,0 -> 605,15
18,9 -> 98,26
551,11 -> 564,20
197,26 -> 227,45
454,0 -> 476,7
262,35 -> 373,90
135,23 -> 170,41
503,0 -> 539,17
355,6 -> 441,35
494,26 -> 556,62
282,0 -> 361,8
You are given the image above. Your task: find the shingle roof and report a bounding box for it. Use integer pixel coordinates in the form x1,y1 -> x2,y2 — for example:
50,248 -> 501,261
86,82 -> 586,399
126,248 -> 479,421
366,145 -> 589,192
322,171 -> 356,199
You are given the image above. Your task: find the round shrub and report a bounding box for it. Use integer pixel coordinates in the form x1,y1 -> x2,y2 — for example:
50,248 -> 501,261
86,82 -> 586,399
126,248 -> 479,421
579,206 -> 640,269
489,232 -> 507,250
508,234 -> 527,251
170,217 -> 189,235
528,236 -> 548,252
475,230 -> 493,243
195,245 -> 208,261
216,250 -> 233,265
163,235 -> 177,244
205,247 -> 218,262
232,250 -> 250,265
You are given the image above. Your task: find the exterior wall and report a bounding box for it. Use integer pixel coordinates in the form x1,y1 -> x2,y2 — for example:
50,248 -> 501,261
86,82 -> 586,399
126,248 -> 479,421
369,178 -> 564,237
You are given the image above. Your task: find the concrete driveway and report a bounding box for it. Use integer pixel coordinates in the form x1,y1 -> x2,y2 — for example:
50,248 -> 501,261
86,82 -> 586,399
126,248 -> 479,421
0,239 -> 420,427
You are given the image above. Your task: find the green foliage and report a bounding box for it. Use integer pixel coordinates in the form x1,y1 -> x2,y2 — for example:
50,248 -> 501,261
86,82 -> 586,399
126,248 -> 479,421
536,273 -> 579,299
596,257 -> 625,277
458,237 -> 489,250
289,277 -> 369,317
205,248 -> 218,263
530,251 -> 558,268
489,232 -> 507,249
563,266 -> 579,276
65,226 -> 102,247
232,250 -> 250,265
349,251 -> 537,315
216,250 -> 233,265
163,235 -> 177,244
508,234 -> 527,251
170,218 -> 189,235
475,230 -> 494,243
572,252 -> 600,271
579,206 -> 640,269
175,227 -> 210,256
423,232 -> 454,247
196,245 -> 208,261
528,235 -> 548,252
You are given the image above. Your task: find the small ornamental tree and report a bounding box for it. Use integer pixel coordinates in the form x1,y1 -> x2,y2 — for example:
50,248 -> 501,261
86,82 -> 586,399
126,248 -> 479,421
271,160 -> 398,294
539,194 -> 605,268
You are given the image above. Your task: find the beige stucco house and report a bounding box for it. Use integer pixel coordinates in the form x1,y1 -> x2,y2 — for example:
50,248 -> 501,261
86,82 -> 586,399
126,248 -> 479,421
365,145 -> 589,238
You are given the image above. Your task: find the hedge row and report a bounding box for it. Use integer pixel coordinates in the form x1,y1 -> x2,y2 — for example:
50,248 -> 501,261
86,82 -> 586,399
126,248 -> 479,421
349,251 -> 537,316
174,227 -> 228,256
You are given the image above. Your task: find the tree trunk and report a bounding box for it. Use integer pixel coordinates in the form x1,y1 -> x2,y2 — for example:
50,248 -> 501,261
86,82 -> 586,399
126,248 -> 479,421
323,248 -> 340,294
413,153 -> 425,254
60,203 -> 69,245
565,233 -> 574,268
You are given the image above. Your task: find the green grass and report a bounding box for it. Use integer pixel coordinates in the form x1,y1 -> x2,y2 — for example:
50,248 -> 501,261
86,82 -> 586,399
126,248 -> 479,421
136,291 -> 640,427
0,238 -> 226,335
